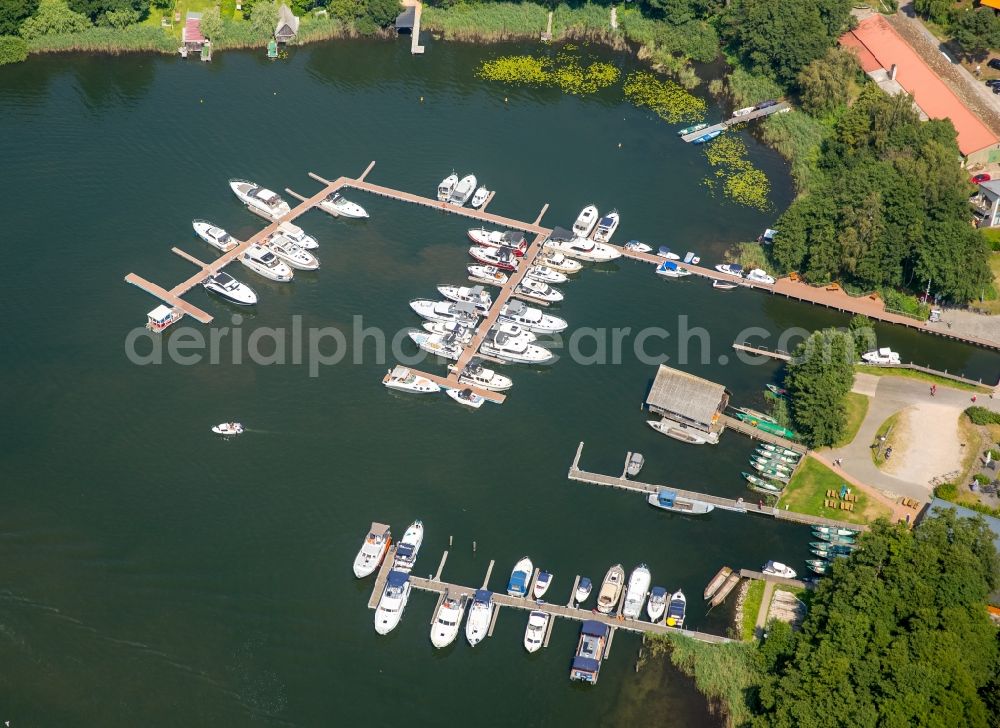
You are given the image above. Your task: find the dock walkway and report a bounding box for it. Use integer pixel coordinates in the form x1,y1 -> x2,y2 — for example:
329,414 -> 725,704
680,102 -> 790,142
732,342 -> 792,362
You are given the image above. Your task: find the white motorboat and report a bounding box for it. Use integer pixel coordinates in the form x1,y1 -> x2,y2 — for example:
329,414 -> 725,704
479,328 -> 553,364
469,246 -> 519,273
592,210 -> 619,243
526,266 -> 568,284
523,610 -> 549,653
655,261 -> 692,278
352,522 -> 391,578
647,488 -> 716,514
624,240 -> 652,254
430,593 -> 466,648
657,247 -> 682,260
575,577 -> 593,604
499,300 -> 567,334
275,221 -> 318,249
422,321 -> 475,343
374,570 -> 410,635
666,589 -> 687,628
446,387 -> 486,409
468,265 -> 509,285
536,251 -> 583,274
448,174 -> 477,205
229,179 -> 290,220
471,186 -> 490,208
621,563 -> 651,620
714,263 -> 743,277
448,359 -> 514,392
408,331 -> 464,361
746,268 -> 776,285
465,589 -> 495,646
438,284 -> 492,312
533,571 -> 552,599
762,561 -> 797,579
319,191 -> 368,219
713,279 -> 739,290
383,365 -> 441,394
572,204 -> 599,238
597,564 -> 626,615
646,586 -> 667,623
437,172 -> 458,201
240,244 -> 293,282
202,272 -> 257,305
392,520 -> 424,573
515,278 -> 564,303
192,219 -> 240,252
410,299 -> 480,326
545,233 -> 621,262
211,422 -> 242,436
861,347 -> 901,365
733,105 -> 756,117
266,236 -> 320,270
507,556 -> 534,597
468,229 -> 528,256
493,321 -> 537,341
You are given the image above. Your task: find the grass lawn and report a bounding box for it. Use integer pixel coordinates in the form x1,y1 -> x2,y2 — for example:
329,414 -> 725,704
853,364 -> 991,393
976,253 -> 1000,315
871,412 -> 900,467
778,455 -> 891,524
741,580 -> 765,641
832,392 -> 869,448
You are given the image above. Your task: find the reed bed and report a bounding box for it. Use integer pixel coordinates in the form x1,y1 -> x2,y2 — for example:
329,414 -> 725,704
27,25 -> 177,54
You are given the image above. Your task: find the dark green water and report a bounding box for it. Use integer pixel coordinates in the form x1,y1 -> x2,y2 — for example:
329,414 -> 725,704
1,38 -> 998,726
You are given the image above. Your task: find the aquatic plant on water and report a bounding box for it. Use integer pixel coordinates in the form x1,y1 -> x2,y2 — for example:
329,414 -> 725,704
621,71 -> 705,124
477,46 -> 620,96
702,136 -> 771,211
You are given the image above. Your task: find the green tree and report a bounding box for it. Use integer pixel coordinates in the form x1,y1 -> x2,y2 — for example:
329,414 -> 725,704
248,0 -> 275,38
364,0 -> 399,28
914,0 -> 955,25
784,328 -> 855,447
198,4 -> 221,39
0,32 -> 26,62
950,9 -> 1000,60
19,0 -> 90,37
0,0 -> 38,34
797,46 -> 861,114
68,0 -> 147,24
97,5 -> 136,25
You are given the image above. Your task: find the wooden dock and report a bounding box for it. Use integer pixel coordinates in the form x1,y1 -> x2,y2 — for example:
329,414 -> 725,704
738,568 -> 809,590
680,102 -> 791,143
718,414 -> 805,453
732,342 -> 792,362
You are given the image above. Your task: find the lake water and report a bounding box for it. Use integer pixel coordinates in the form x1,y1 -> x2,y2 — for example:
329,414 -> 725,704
1,37 -> 997,726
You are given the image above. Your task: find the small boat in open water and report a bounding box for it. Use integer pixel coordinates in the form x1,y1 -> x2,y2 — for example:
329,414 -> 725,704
597,564 -> 625,614
211,422 -> 243,436
647,489 -> 715,515
352,522 -> 391,578
569,621 -> 610,684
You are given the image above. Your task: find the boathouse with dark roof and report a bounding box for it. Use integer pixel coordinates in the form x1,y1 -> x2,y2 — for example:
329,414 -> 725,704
645,365 -> 729,435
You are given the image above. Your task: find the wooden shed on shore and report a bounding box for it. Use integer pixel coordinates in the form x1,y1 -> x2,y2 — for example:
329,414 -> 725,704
274,3 -> 300,44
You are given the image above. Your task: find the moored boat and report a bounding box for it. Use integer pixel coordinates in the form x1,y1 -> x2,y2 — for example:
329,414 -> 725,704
762,560 -> 797,579
229,179 -> 290,220
352,522 -> 391,578
572,205 -> 599,238
536,251 -> 583,274
437,173 -> 458,201
709,571 -> 741,607
570,620 -> 610,684
754,447 -> 799,464
498,300 -> 567,334
275,221 -> 319,249
712,279 -> 738,290
647,586 -> 667,623
575,577 -> 593,604
533,571 -> 552,599
655,260 -> 692,278
438,284 -> 492,312
239,244 -> 293,282
657,246 -> 681,260
806,559 -> 830,575
467,265 -> 509,285
746,268 -> 776,285
749,461 -> 791,482
647,418 -> 720,445
765,383 -> 788,397
809,541 -> 855,554
526,265 -> 568,284
678,122 -> 708,136
692,129 -> 723,144
703,566 -> 733,600
408,331 -> 464,361
523,610 -> 549,653
596,564 -> 626,614
392,520 -> 424,573
624,240 -> 653,254
202,272 -> 257,305
813,526 -> 858,538
507,556 -> 534,597
374,570 -> 411,635
448,174 -> 477,205
750,455 -> 792,472
714,263 -> 743,277
468,228 -> 527,253
471,186 -> 490,208
592,210 -> 619,243
410,299 -> 480,326
736,406 -> 777,424
647,489 -> 715,515
422,321 -> 474,343
515,278 -> 563,304
430,592 -> 466,648
814,532 -> 857,544
738,414 -> 797,440
192,219 -> 240,252
759,443 -> 799,458
742,472 -> 783,492
665,589 -> 686,628
383,365 -> 441,394
465,589 -> 495,646
469,245 -> 519,272
446,387 -> 485,409
621,564 -> 651,619
448,359 -> 513,392
626,452 -> 644,477
479,327 -> 553,364
545,227 -> 621,262
265,236 -> 320,270
319,191 -> 368,219
861,347 -> 901,365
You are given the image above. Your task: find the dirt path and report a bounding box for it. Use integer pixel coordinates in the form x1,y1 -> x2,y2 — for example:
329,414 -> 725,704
882,402 -> 965,486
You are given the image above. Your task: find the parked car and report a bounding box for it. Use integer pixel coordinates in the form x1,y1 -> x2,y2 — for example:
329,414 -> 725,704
994,85 -> 1000,94
972,173 -> 992,184
988,58 -> 1000,71
985,79 -> 1000,87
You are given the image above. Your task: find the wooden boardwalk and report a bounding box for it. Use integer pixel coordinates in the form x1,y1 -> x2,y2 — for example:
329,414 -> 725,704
732,342 -> 792,362
680,102 -> 791,142
738,569 -> 809,590
718,414 -> 805,453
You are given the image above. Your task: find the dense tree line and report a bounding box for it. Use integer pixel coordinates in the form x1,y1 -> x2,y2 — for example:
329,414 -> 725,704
753,511 -> 1000,727
783,327 -> 857,447
915,0 -> 1000,60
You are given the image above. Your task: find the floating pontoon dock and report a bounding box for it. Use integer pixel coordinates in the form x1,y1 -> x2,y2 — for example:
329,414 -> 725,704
679,102 -> 791,143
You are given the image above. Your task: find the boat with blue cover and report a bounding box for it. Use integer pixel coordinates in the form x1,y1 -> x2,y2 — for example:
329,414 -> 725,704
465,589 -> 495,646
392,520 -> 424,573
666,589 -> 687,628
533,570 -> 552,599
647,586 -> 668,623
655,260 -> 692,278
647,489 -> 715,515
575,577 -> 593,604
692,129 -> 723,144
569,620 -> 610,684
374,570 -> 411,635
507,556 -> 534,597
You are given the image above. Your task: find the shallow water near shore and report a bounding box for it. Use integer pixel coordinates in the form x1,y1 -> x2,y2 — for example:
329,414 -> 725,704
0,37 -> 997,726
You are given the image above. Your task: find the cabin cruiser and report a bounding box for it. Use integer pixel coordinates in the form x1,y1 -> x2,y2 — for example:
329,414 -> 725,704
515,277 -> 564,303
762,561 -> 797,579
438,284 -> 492,312
468,229 -> 528,256
627,453 -> 645,477
657,246 -> 682,260
526,265 -> 568,284
621,564 -> 651,619
319,191 -> 368,219
746,268 -> 775,285
410,299 -> 480,326
353,522 -> 391,578
533,571 -> 552,599
469,246 -> 519,273
430,593 -> 466,648
465,589 -> 495,646
507,556 -> 534,597
570,621 -> 610,684
467,265 -> 509,285
211,422 -> 242,436
408,331 -> 465,361
448,359 -> 513,392
861,347 -> 901,365
479,328 -> 553,364
202,272 -> 258,305
471,186 -> 490,208
647,418 -> 720,445
597,564 -> 625,614
545,227 -> 621,262
229,179 -> 291,220
274,221 -> 318,249
624,240 -> 652,254
575,577 -> 593,603
655,261 -> 692,278
524,611 -> 549,653
592,210 -> 619,243
392,520 -> 424,573
374,570 -> 410,635
422,321 -> 475,343
449,174 -> 477,205
383,365 -> 441,394
240,244 -> 293,282
446,387 -> 485,409
666,590 -> 686,627
265,236 -> 320,270
437,172 -> 458,201
572,204 -> 599,238
714,263 -> 743,277
499,300 -> 567,334
646,587 -> 667,623
192,219 -> 240,252
647,489 -> 715,515
536,251 -> 583,274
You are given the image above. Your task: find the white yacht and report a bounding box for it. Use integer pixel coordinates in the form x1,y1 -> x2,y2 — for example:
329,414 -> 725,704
211,422 -> 243,436
655,261 -> 692,278
422,321 -> 475,343
352,522 -> 391,578
714,263 -> 743,277
506,556 -> 534,597
409,299 -> 480,326
624,240 -> 653,254
448,359 -> 514,392
393,520 -> 424,573
516,278 -> 563,304
383,365 -> 441,394
646,586 -> 668,623
762,561 -> 797,579
523,611 -> 549,653
319,191 -> 368,219
437,172 -> 458,201
408,331 -> 465,361
467,265 -> 509,285
666,589 -> 687,628
465,589 -> 495,646
479,328 -> 553,364
275,221 -> 318,249
471,186 -> 490,208
229,179 -> 291,220
492,321 -> 537,341
536,251 -> 583,274
469,246 -> 519,272
240,244 -> 293,282
499,300 -> 568,334
374,570 -> 411,635
572,204 -> 599,238
861,347 -> 901,365
596,564 -> 626,615
545,227 -> 621,262
437,284 -> 492,313
526,266 -> 568,284
265,236 -> 319,270
446,387 -> 485,409
448,174 -> 477,205
430,593 -> 466,648
468,228 -> 527,252
746,268 -> 776,285
202,272 -> 257,305
621,564 -> 651,619
192,219 -> 240,252
592,210 -> 619,243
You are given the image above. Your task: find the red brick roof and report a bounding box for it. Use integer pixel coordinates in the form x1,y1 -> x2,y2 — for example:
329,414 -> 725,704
183,18 -> 205,43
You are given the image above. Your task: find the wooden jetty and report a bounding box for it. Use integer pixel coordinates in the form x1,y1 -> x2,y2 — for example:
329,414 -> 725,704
680,102 -> 791,143
738,568 -> 808,590
732,342 -> 792,362
718,414 -> 805,453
